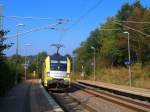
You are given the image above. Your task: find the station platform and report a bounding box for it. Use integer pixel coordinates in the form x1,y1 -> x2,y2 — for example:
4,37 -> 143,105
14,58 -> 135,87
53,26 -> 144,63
77,80 -> 150,99
0,79 -> 63,112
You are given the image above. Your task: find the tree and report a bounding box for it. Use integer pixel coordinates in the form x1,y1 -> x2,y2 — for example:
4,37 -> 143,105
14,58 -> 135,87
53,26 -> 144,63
74,28 -> 102,75
116,1 -> 150,65
0,30 -> 11,61
74,1 -> 150,76
0,30 -> 15,96
28,52 -> 47,78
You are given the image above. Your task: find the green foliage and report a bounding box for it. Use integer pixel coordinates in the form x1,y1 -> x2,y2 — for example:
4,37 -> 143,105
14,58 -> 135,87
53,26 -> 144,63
0,30 -> 25,95
28,51 -> 47,78
0,60 -> 16,96
0,30 -> 16,96
0,30 -> 11,61
74,1 -> 150,77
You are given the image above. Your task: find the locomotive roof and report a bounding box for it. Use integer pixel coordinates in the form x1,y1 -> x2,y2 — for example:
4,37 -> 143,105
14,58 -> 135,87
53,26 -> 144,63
50,53 -> 67,61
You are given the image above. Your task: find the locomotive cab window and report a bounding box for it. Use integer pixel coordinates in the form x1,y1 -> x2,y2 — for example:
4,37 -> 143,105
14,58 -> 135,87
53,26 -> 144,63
50,61 -> 67,71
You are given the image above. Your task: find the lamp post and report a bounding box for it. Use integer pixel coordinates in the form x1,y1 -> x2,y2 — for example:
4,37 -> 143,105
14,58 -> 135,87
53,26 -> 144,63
36,55 -> 39,78
24,43 -> 31,80
15,23 -> 25,84
123,31 -> 132,87
72,53 -> 75,77
91,46 -> 96,81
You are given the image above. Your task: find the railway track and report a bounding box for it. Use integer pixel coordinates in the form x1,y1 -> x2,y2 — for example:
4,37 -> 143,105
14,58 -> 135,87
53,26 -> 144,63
72,82 -> 150,112
77,80 -> 150,102
47,84 -> 147,112
48,82 -> 150,112
49,88 -> 97,112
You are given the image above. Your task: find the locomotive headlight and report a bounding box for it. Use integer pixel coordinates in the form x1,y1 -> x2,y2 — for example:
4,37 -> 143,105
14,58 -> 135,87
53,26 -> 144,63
64,74 -> 71,81
47,72 -> 50,76
67,74 -> 70,77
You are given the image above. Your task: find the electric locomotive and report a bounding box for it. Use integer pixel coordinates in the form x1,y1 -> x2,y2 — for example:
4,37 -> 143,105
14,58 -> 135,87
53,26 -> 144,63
42,53 -> 71,90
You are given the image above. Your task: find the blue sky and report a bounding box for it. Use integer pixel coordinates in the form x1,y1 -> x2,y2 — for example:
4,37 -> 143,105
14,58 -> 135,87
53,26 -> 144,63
1,0 -> 150,56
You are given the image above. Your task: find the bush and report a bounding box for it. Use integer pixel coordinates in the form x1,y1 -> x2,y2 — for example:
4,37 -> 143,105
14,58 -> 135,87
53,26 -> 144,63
0,61 -> 16,96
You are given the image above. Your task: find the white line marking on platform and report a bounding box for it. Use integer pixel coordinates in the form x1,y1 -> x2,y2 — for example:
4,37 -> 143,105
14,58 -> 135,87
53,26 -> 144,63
40,85 -> 64,112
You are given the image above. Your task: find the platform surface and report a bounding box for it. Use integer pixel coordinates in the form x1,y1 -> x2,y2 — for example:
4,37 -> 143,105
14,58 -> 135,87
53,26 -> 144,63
77,80 -> 150,98
0,79 -> 63,112
0,80 -> 31,112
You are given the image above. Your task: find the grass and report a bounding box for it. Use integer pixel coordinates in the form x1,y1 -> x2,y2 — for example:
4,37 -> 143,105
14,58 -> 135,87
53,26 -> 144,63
73,63 -> 150,89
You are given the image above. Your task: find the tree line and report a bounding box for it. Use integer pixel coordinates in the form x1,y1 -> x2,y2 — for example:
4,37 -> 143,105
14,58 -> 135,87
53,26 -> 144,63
74,1 -> 150,75
0,30 -> 16,96
0,36 -> 47,96
0,28 -> 47,95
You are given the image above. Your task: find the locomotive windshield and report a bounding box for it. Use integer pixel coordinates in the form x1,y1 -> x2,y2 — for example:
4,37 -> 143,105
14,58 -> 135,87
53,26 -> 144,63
50,60 -> 67,71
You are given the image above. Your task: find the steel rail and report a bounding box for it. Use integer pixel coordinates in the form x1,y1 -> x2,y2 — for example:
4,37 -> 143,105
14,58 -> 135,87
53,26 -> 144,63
72,82 -> 150,112
49,90 -> 97,112
77,81 -> 150,101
